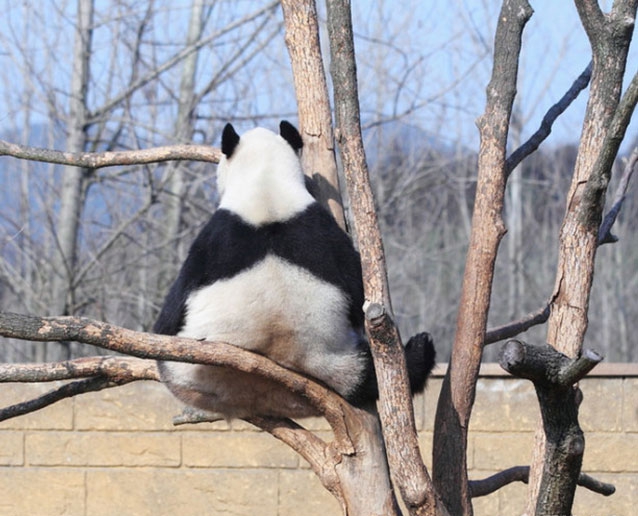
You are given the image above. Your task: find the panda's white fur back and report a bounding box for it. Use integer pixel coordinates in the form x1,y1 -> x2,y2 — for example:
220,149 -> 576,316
164,255 -> 366,400
156,123 -> 370,419
156,122 -> 435,419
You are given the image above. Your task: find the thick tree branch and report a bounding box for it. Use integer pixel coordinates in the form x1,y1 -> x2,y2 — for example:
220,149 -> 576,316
0,139 -> 221,169
433,2 -> 533,515
281,0 -> 345,229
0,311 -> 356,454
501,339 -> 604,515
582,69 -> 638,230
528,2 -> 637,511
325,2 -> 445,514
0,355 -> 159,383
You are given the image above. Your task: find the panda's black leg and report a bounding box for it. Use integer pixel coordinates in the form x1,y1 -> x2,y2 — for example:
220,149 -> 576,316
404,332 -> 436,394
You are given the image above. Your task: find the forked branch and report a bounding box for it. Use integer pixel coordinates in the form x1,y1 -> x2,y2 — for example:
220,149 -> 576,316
0,311 -> 357,454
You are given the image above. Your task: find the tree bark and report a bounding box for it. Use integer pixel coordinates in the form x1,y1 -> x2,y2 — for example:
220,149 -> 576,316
527,1 -> 637,511
281,0 -> 346,230
501,340 -> 603,515
432,2 -> 532,515
325,1 -> 448,514
47,0 -> 95,361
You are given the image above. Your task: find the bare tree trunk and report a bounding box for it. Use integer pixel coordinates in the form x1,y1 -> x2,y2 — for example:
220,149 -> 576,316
325,1 -> 448,515
432,2 -> 532,515
526,1 -> 638,512
47,0 -> 94,361
160,0 -> 205,284
281,0 -> 346,230
507,105 -> 524,320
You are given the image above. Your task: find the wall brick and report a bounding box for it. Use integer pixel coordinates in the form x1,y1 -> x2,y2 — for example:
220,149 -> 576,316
580,378 -> 623,432
583,433 -> 638,473
0,431 -> 23,466
471,476 -> 526,516
623,378 -> 638,432
0,383 -> 73,430
74,381 -> 190,431
86,469 -> 279,516
0,468 -> 85,516
0,374 -> 635,516
573,473 -> 637,516
279,470 -> 341,516
470,378 -> 539,432
471,432 -> 535,470
182,432 -> 298,469
26,431 -> 180,467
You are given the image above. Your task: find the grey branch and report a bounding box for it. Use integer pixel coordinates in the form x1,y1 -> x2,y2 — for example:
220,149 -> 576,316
0,311 -> 356,454
598,147 -> 638,245
506,62 -> 593,176
0,139 -> 221,169
469,466 -> 615,497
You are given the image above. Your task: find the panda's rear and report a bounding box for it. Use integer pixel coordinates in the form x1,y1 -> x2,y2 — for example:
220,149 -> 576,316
154,121 -> 435,420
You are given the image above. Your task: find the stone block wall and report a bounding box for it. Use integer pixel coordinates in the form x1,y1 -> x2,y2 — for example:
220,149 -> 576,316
0,365 -> 636,515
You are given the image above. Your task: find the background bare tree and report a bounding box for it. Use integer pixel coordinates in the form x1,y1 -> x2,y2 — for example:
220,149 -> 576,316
0,0 -> 637,515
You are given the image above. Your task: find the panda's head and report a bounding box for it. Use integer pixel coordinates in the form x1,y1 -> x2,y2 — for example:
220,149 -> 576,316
216,121 -> 313,226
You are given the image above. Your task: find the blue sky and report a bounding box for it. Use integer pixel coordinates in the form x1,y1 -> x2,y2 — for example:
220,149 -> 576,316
0,1 -> 635,155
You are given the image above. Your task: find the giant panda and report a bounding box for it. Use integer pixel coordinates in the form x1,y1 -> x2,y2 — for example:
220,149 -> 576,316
154,121 -> 435,419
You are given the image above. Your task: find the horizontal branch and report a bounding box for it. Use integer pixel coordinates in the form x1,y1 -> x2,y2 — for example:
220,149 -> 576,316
0,356 -> 159,383
0,139 -> 221,169
0,376 -> 130,422
0,356 -> 159,422
485,302 -> 550,345
0,311 -> 356,453
469,465 -> 615,497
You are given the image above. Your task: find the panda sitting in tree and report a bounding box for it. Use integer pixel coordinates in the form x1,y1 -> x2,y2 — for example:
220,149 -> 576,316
154,121 -> 435,419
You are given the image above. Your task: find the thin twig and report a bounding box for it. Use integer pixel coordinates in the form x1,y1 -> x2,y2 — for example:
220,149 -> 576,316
0,376 -> 128,422
469,465 -> 615,497
506,62 -> 592,176
485,303 -> 550,345
598,147 -> 638,245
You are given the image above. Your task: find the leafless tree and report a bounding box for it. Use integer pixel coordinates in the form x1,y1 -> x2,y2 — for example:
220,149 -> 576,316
0,0 -> 282,361
1,1 -> 637,515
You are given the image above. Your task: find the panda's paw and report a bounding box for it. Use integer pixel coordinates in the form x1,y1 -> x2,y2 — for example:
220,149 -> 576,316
405,332 -> 436,394
172,406 -> 226,426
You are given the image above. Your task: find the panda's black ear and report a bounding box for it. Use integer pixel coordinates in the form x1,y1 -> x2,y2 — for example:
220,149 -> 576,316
279,121 -> 303,153
221,123 -> 240,158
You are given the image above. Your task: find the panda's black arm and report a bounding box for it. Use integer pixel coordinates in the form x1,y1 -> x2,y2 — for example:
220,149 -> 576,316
153,274 -> 189,336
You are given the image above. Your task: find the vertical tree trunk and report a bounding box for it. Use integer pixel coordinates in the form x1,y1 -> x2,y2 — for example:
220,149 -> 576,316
325,1 -> 447,514
432,2 -> 532,514
281,0 -> 346,230
526,1 -> 637,512
158,0 -> 205,292
47,0 -> 94,361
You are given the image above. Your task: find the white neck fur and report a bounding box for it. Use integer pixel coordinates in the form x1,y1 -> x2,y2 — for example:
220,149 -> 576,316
217,127 -> 314,226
